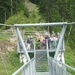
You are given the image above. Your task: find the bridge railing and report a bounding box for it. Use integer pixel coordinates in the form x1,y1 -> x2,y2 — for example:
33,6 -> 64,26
17,38 -> 65,53
12,58 -> 35,75
48,56 -> 75,75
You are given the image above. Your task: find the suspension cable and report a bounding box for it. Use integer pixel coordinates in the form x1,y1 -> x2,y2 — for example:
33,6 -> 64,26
0,24 -> 13,27
66,24 -> 73,45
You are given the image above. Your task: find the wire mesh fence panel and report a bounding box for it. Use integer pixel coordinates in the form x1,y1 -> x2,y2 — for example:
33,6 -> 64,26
12,58 -> 35,75
35,50 -> 49,72
49,57 -> 72,75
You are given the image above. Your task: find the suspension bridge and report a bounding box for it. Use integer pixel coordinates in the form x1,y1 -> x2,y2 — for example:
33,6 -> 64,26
0,22 -> 75,75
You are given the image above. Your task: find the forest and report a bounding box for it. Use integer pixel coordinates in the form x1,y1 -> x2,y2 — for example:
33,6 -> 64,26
0,0 -> 75,23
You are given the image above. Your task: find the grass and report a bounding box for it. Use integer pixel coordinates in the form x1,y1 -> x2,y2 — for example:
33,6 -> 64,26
0,29 -> 13,40
0,29 -> 23,75
65,45 -> 75,75
0,50 -> 22,75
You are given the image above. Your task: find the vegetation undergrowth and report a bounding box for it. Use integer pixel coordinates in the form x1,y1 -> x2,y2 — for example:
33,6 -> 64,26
65,45 -> 75,75
5,2 -> 45,25
0,50 -> 22,75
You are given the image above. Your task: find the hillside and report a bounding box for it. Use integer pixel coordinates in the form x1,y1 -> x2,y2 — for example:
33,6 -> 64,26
0,28 -> 22,75
0,1 -> 75,75
5,0 -> 45,25
0,26 -> 75,75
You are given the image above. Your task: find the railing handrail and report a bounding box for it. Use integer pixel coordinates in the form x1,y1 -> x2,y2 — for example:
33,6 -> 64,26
12,57 -> 35,75
14,22 -> 68,27
49,56 -> 75,72
12,64 -> 25,75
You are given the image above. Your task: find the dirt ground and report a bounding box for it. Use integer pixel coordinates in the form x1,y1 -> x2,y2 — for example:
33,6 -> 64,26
0,28 -> 18,55
0,39 -> 17,55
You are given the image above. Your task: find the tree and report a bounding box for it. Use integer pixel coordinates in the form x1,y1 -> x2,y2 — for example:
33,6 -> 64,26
0,0 -> 27,23
38,0 -> 59,31
0,0 -> 11,23
57,0 -> 70,21
29,0 -> 40,4
38,0 -> 75,22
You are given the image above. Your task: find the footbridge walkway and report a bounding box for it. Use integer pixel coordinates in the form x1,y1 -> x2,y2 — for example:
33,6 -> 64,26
11,22 -> 75,75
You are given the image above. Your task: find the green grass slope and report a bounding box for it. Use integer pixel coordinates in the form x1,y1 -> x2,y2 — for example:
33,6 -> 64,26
0,51 -> 22,75
65,45 -> 75,75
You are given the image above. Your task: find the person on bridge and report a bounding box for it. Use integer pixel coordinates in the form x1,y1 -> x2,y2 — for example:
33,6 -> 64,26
27,36 -> 31,50
37,34 -> 46,49
38,34 -> 44,43
30,36 -> 34,49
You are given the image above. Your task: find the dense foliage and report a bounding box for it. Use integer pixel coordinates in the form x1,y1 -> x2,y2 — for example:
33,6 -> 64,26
0,0 -> 27,23
29,0 -> 40,4
0,0 -> 75,22
38,0 -> 75,22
